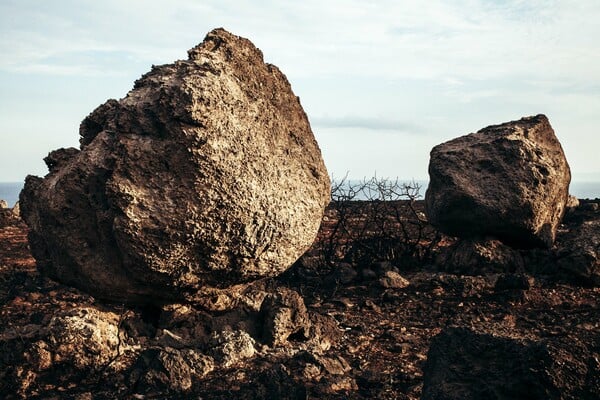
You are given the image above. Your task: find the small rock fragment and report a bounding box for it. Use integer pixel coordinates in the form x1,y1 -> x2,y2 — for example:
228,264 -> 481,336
260,288 -> 310,346
378,271 -> 409,289
208,330 -> 256,368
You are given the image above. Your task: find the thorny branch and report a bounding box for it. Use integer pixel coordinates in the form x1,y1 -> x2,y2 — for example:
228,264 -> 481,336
319,175 -> 441,268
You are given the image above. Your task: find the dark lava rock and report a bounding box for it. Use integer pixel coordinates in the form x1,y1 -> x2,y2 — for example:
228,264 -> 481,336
128,348 -> 214,393
425,115 -> 570,248
260,287 -> 310,346
441,238 -> 525,274
19,28 -> 330,306
422,327 -> 599,400
556,218 -> 600,286
494,273 -> 533,292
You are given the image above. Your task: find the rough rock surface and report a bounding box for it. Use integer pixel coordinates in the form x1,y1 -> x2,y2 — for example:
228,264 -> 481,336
425,115 -> 570,248
422,327 -> 600,400
208,330 -> 257,368
20,28 -> 330,305
556,206 -> 600,286
441,238 -> 525,274
378,270 -> 410,289
260,287 -> 310,345
2,202 -> 600,399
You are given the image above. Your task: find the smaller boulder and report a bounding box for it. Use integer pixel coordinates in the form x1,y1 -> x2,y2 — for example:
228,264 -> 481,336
426,115 -> 571,248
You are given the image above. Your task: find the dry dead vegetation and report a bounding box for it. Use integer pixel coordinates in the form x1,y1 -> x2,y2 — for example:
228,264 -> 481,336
1,183 -> 599,399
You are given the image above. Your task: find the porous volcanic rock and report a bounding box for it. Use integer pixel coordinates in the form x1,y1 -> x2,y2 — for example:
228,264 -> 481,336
556,217 -> 600,286
259,287 -> 310,345
425,115 -> 570,248
422,327 -> 600,400
20,28 -> 330,305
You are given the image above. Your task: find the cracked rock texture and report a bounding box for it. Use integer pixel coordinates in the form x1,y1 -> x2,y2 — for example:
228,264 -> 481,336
19,28 -> 330,305
425,115 -> 570,248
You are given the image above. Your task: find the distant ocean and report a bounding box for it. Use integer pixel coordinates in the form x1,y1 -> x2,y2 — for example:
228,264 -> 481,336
0,180 -> 599,208
0,182 -> 23,207
337,179 -> 600,201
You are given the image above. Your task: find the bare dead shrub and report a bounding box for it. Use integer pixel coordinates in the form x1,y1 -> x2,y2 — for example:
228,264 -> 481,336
317,175 -> 441,269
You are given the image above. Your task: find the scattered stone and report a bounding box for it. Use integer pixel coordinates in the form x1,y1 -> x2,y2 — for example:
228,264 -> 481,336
129,348 -> 214,393
422,327 -> 599,400
19,28 -> 330,305
306,313 -> 342,352
494,273 -> 533,292
332,263 -> 358,285
45,307 -> 124,370
378,271 -> 409,289
580,202 -> 598,212
442,238 -> 525,274
238,362 -> 308,399
412,273 -> 493,298
328,376 -> 358,392
363,299 -> 382,313
208,330 -> 256,368
0,200 -> 21,228
426,115 -> 571,248
297,351 -> 352,375
555,219 -> 600,286
260,287 -> 310,346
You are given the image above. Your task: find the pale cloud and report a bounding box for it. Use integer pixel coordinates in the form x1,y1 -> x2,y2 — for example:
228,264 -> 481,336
312,116 -> 423,134
1,0 -> 599,183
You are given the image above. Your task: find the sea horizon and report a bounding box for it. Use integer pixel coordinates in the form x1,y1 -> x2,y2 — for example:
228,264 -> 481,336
2,179 -> 599,208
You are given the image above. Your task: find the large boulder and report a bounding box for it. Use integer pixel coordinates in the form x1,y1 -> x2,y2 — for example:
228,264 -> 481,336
425,115 -> 570,248
20,28 -> 330,305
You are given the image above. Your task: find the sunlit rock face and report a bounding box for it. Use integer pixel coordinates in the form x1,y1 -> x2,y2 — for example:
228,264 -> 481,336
425,115 -> 570,249
20,28 -> 330,305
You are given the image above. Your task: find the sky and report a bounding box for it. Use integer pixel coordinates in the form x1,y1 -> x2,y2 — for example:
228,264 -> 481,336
1,0 -> 600,183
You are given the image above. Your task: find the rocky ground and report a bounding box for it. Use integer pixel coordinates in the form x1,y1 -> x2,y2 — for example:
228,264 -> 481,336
1,200 -> 599,399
